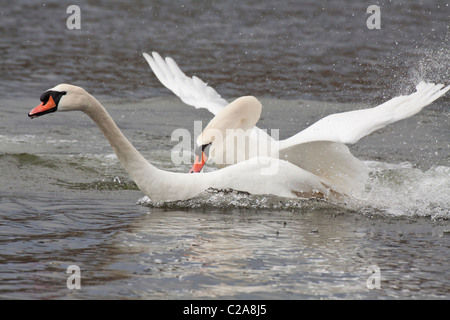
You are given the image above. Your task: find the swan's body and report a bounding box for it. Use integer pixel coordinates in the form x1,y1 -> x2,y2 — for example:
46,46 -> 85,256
28,53 -> 449,202
144,51 -> 449,195
28,84 -> 340,202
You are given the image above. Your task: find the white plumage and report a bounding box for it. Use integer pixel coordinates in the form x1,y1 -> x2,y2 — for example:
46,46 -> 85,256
143,51 -> 449,197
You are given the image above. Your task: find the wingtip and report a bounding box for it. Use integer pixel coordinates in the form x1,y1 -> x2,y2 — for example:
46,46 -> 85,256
142,51 -> 164,63
142,52 -> 153,63
415,81 -> 449,94
413,81 -> 449,107
415,81 -> 432,91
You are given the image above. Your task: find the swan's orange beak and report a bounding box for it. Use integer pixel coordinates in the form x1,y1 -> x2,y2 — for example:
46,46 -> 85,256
28,95 -> 57,119
189,151 -> 207,173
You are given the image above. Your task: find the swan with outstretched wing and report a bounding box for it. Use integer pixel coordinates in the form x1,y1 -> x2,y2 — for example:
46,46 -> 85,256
143,51 -> 449,195
28,84 -> 345,202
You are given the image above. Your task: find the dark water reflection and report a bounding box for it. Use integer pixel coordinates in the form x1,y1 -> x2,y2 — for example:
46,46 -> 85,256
2,192 -> 449,299
1,1 -> 448,102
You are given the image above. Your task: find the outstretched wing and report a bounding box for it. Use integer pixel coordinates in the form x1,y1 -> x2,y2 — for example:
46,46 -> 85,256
276,82 -> 449,195
279,82 -> 450,149
143,52 -> 228,115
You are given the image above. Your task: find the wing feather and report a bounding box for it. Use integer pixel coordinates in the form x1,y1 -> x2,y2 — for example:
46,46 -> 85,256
143,51 -> 228,115
279,82 -> 449,149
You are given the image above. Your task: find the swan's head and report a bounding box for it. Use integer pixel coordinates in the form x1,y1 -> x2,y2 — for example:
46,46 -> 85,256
28,84 -> 90,118
189,96 -> 262,173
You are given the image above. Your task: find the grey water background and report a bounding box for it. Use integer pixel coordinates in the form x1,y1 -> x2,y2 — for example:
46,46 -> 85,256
0,0 -> 449,299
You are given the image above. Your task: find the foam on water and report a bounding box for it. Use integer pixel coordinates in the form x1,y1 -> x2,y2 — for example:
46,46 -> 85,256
357,161 -> 450,219
137,161 -> 450,219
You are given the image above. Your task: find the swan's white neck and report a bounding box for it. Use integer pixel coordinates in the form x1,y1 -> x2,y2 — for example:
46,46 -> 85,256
82,95 -> 161,196
73,91 -> 336,203
75,92 -> 218,202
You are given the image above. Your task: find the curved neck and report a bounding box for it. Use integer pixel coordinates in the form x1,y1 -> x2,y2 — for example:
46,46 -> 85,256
78,92 -> 205,202
82,95 -> 157,191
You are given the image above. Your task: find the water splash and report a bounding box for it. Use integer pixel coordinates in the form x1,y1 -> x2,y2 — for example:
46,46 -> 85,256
409,45 -> 450,85
137,188 -> 335,212
138,161 -> 450,219
396,43 -> 450,97
355,161 -> 450,219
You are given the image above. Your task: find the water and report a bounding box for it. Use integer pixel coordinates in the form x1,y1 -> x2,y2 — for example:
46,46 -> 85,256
1,0 -> 449,300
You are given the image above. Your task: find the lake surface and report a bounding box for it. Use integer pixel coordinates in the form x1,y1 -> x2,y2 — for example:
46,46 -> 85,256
0,0 -> 449,300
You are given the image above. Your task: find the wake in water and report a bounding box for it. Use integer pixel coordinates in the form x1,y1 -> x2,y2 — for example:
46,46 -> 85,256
358,161 -> 450,219
138,161 -> 450,220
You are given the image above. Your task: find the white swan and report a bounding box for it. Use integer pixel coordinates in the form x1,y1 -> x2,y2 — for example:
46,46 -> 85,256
28,84 -> 344,202
143,51 -> 449,194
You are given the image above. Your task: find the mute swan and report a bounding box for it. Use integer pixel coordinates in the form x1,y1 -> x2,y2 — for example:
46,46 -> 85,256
143,51 -> 449,194
28,84 -> 342,202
